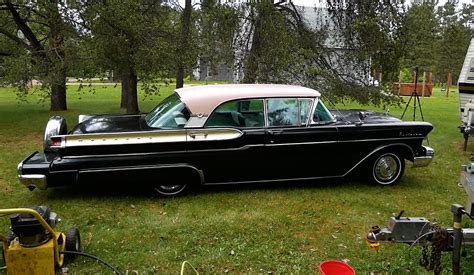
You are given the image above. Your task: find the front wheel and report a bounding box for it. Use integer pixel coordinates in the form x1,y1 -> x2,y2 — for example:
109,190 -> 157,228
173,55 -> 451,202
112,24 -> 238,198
153,184 -> 187,196
368,152 -> 405,185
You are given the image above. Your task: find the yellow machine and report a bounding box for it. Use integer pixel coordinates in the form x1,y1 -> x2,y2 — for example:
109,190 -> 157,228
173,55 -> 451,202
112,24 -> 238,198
0,206 -> 80,275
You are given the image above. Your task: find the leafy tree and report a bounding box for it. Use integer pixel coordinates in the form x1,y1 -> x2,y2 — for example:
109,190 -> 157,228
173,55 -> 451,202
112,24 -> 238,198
0,0 -> 73,111
204,0 -> 406,106
74,1 -> 177,113
197,0 -> 239,79
435,1 -> 472,83
401,2 -> 439,72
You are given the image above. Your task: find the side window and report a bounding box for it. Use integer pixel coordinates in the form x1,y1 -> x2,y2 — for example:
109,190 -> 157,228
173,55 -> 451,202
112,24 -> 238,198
206,99 -> 264,128
313,100 -> 335,123
267,99 -> 299,127
299,99 -> 313,126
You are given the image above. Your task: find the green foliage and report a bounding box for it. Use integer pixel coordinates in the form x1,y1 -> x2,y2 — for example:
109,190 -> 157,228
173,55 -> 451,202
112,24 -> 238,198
434,1 -> 473,83
401,2 -> 439,72
198,0 -> 240,73
75,1 -> 177,79
0,1 -> 79,110
241,1 -> 309,83
400,68 -> 413,83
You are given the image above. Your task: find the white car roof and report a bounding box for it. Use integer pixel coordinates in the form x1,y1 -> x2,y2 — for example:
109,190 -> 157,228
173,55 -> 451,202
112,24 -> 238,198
175,84 -> 321,115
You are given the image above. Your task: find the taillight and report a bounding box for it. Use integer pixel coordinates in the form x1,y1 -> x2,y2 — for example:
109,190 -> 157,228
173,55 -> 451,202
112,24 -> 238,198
50,137 -> 63,148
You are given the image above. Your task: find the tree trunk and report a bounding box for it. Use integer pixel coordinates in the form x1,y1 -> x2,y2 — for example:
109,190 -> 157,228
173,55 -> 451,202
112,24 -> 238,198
120,75 -> 128,108
47,2 -> 67,111
175,0 -> 192,89
50,70 -> 67,111
121,68 -> 139,114
176,66 -> 185,89
243,13 -> 261,83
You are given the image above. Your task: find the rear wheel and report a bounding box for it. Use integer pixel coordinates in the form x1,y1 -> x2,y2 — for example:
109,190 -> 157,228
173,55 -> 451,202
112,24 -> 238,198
153,184 -> 187,196
368,152 -> 405,185
151,167 -> 202,196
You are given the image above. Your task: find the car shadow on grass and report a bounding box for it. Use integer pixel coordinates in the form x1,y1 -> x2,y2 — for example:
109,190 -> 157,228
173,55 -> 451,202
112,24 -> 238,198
39,176 -> 379,200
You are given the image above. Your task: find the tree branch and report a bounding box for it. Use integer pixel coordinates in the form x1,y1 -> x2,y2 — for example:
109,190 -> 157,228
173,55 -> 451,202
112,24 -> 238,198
5,0 -> 44,52
0,27 -> 30,49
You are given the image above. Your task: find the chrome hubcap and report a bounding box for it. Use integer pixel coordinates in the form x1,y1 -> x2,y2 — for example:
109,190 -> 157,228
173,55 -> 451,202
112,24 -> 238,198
159,185 -> 182,191
154,184 -> 186,196
374,155 -> 398,181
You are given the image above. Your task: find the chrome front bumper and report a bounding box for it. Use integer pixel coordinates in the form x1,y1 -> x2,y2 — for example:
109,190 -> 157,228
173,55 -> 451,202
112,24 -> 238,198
413,146 -> 434,168
17,156 -> 47,190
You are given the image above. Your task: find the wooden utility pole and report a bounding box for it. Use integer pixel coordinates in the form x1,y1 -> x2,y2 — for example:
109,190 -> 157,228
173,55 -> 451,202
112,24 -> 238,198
446,71 -> 452,97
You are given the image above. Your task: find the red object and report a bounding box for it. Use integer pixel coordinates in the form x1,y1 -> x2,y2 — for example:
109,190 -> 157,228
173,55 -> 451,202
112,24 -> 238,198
319,260 -> 355,275
50,137 -> 62,147
393,83 -> 433,97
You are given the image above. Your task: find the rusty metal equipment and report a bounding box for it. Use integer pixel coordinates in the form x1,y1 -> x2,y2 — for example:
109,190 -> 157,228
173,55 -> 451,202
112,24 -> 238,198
366,164 -> 474,275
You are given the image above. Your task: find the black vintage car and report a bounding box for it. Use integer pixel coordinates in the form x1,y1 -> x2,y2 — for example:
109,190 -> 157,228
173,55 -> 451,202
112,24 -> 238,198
18,84 -> 434,196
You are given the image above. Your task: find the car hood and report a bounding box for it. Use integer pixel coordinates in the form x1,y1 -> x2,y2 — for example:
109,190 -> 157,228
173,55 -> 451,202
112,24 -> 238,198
332,109 -> 402,124
70,114 -> 148,134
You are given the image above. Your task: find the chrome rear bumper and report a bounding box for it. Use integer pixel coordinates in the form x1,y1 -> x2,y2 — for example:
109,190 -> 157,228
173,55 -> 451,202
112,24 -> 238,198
17,152 -> 48,190
18,174 -> 47,190
413,146 -> 434,168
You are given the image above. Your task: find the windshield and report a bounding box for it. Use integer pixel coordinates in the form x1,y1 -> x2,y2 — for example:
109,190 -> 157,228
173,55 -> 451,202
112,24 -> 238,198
145,93 -> 190,128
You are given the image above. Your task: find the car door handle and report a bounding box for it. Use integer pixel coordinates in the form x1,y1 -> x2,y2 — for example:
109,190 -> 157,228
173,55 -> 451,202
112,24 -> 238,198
268,130 -> 283,135
189,131 -> 208,139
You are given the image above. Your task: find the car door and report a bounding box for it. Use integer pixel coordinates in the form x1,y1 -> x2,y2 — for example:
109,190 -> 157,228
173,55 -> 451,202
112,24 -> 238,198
264,98 -> 341,180
185,99 -> 268,183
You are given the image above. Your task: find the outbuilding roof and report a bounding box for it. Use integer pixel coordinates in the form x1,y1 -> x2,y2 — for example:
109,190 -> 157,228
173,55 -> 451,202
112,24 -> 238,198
175,84 -> 320,115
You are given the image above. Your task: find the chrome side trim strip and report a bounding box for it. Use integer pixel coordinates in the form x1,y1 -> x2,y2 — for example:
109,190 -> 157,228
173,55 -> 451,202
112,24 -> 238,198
206,143 -> 415,185
206,175 -> 342,185
187,128 -> 243,142
59,131 -> 186,147
61,137 -> 422,159
78,163 -> 204,184
341,143 -> 414,177
57,128 -> 185,138
62,144 -> 264,159
266,137 -> 422,147
335,121 -> 432,128
55,128 -> 244,148
339,136 -> 423,143
62,151 -> 188,159
266,141 -> 338,147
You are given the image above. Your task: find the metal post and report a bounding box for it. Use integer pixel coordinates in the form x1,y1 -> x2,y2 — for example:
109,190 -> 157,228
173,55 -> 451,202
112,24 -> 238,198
451,204 -> 464,275
413,67 -> 419,121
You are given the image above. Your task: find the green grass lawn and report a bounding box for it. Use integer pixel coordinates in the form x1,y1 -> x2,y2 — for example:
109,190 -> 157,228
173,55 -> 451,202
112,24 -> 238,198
0,84 -> 473,273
